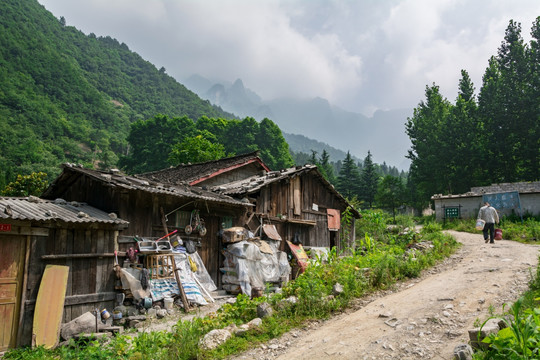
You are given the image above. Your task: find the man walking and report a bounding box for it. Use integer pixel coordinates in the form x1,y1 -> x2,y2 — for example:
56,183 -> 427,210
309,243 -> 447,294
477,202 -> 499,244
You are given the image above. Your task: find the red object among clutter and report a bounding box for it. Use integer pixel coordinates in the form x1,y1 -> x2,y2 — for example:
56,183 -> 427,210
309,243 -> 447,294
494,228 -> 503,240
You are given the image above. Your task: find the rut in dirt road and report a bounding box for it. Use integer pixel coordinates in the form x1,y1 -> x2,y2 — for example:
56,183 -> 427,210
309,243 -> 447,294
233,230 -> 540,360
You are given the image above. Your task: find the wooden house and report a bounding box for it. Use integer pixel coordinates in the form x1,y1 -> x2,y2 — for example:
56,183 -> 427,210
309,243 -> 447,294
139,154 -> 360,253
211,165 -> 360,252
41,163 -> 251,287
0,196 -> 128,350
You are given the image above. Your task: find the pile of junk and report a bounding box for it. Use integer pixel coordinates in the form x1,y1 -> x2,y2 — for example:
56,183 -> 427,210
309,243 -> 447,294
115,229 -> 218,313
115,224 -> 292,312
220,224 -> 291,297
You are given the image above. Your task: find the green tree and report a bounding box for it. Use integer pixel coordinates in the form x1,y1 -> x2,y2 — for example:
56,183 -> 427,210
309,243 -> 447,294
445,70 -> 481,193
375,175 -> 405,222
525,17 -> 540,180
119,115 -> 196,174
318,149 -> 336,184
359,151 -> 379,208
336,151 -> 361,199
479,20 -> 531,182
1,172 -> 48,197
168,131 -> 227,165
406,84 -> 452,201
256,118 -> 294,170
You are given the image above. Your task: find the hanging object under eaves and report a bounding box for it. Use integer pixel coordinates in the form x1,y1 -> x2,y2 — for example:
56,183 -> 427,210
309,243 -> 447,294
262,224 -> 282,241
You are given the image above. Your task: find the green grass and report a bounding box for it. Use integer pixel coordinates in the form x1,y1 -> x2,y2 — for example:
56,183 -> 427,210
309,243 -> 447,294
442,218 -> 540,243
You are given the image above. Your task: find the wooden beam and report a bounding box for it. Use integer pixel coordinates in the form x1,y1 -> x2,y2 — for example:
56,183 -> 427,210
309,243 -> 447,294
25,292 -> 117,307
41,252 -> 126,260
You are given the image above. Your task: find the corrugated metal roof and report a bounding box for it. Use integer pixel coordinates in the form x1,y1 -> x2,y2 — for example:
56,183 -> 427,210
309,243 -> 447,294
0,196 -> 128,225
42,163 -> 250,207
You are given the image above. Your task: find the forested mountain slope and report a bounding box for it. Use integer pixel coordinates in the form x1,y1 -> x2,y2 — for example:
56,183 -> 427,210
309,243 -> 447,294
0,0 -> 235,188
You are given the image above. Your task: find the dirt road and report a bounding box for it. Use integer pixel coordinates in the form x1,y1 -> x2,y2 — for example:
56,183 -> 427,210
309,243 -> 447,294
232,231 -> 540,360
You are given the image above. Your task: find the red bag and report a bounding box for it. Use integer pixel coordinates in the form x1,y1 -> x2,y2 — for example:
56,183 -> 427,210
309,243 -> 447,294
494,228 -> 503,240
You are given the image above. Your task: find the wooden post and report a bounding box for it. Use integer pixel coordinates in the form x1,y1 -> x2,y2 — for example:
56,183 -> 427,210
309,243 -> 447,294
160,207 -> 170,240
171,258 -> 191,312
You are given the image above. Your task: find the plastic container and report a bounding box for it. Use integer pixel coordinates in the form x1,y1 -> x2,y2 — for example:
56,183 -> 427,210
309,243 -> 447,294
101,309 -> 111,320
143,297 -> 152,309
475,219 -> 486,230
112,310 -> 122,320
494,228 -> 503,240
164,297 -> 173,310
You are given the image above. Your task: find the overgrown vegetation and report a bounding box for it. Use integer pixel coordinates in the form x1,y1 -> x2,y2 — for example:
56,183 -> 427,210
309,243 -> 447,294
471,254 -> 540,359
3,212 -> 459,360
442,216 -> 540,243
0,0 -> 236,187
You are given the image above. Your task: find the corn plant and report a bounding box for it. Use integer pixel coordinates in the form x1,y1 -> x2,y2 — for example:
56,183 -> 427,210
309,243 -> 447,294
478,298 -> 540,359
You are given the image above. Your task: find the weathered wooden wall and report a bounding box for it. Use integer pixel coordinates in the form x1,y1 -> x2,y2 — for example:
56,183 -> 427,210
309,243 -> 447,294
252,171 -> 354,252
53,174 -> 246,285
20,225 -> 120,346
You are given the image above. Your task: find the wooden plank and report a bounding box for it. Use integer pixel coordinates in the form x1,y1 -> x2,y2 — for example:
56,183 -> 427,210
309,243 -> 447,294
0,225 -> 49,237
63,292 -> 117,306
33,265 -> 69,349
41,253 -> 125,260
61,229 -> 73,322
293,177 -> 301,216
16,235 -> 30,348
95,230 -> 105,293
88,230 -> 97,295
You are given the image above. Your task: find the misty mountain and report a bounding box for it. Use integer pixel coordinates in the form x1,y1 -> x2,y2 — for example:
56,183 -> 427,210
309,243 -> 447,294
183,75 -> 412,170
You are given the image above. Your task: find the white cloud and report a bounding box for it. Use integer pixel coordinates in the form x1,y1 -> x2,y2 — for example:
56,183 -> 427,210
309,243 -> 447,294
38,0 -> 540,115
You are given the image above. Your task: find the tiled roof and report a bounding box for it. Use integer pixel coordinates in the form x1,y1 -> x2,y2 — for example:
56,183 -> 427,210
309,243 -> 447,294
0,196 -> 128,225
432,181 -> 540,199
211,165 -> 318,195
138,151 -> 269,185
42,164 -> 250,207
211,165 -> 360,217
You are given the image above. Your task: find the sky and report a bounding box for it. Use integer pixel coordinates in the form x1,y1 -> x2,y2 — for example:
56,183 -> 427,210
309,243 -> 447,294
37,0 -> 540,117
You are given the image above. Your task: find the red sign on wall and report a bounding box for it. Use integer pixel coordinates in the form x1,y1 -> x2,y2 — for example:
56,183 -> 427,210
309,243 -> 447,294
0,224 -> 12,232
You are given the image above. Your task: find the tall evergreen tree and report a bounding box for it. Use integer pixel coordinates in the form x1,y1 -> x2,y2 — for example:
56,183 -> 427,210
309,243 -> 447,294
406,84 -> 452,199
479,20 -> 529,182
336,151 -> 361,199
359,151 -> 379,208
446,70 -> 481,193
319,149 -> 336,184
525,17 -> 540,180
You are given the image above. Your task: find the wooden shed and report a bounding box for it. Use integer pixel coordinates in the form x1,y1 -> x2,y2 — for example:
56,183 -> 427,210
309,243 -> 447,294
41,163 -> 251,287
212,165 -> 360,253
0,196 -> 128,350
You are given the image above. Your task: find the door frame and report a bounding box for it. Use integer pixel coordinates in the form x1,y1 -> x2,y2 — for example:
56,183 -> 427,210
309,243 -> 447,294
0,233 -> 28,351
